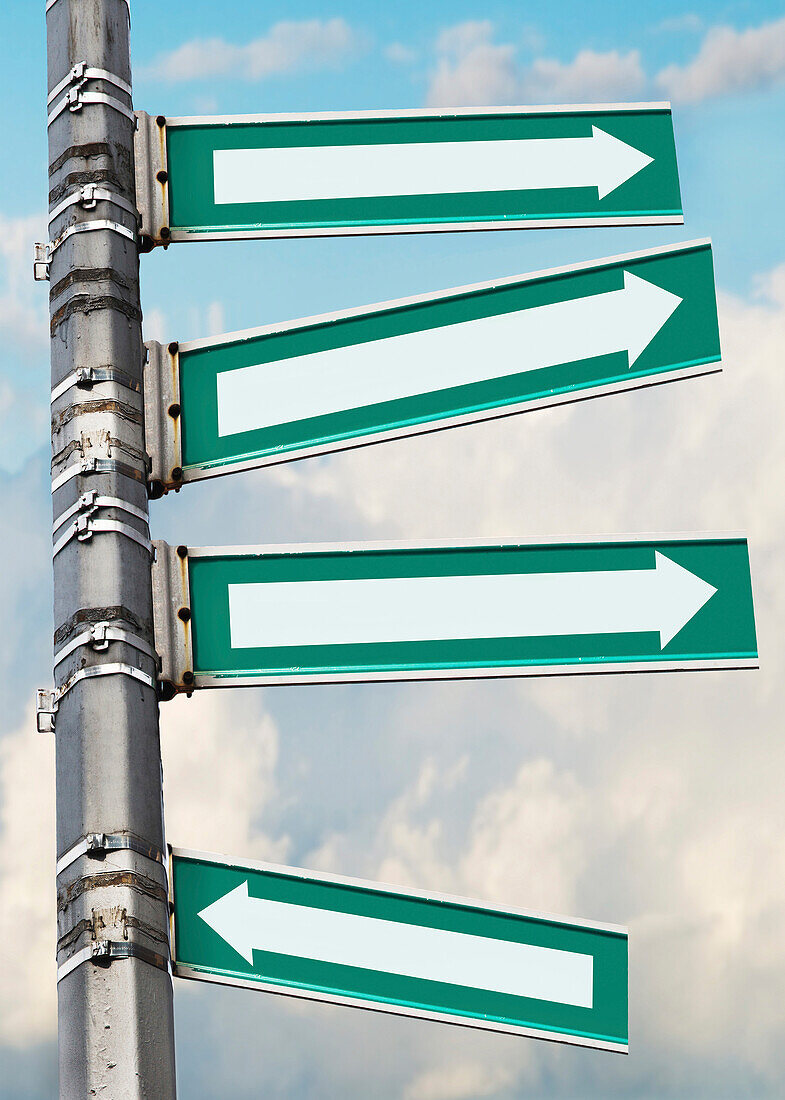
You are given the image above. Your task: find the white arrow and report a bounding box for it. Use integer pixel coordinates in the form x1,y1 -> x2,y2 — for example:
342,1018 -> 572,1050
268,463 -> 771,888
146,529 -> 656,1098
217,271 -> 682,437
197,880 -> 595,1008
213,126 -> 653,205
228,552 -> 717,652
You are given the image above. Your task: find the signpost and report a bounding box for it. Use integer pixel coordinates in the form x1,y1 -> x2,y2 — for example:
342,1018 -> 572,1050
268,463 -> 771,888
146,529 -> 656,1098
146,240 -> 720,490
41,3 -> 759,1081
152,536 -> 757,693
170,847 -> 629,1052
134,104 -> 682,246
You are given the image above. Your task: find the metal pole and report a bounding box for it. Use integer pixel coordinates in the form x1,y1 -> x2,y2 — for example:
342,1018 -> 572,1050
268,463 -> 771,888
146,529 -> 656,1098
45,0 -> 177,1095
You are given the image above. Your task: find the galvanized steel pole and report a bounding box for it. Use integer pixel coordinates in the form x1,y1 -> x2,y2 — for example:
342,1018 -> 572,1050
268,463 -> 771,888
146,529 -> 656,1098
46,0 -> 177,1095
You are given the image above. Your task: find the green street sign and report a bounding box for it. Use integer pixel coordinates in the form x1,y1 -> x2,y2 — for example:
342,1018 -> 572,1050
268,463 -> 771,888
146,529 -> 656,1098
152,536 -> 757,693
170,847 -> 629,1051
145,241 -> 720,491
134,104 -> 682,246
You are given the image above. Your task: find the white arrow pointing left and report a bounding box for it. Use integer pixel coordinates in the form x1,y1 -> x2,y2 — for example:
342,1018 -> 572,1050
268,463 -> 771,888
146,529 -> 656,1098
198,880 -> 594,1008
228,552 -> 717,652
217,271 -> 682,437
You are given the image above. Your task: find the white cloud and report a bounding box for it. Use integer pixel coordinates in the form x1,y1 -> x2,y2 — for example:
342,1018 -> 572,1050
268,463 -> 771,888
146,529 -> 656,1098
240,268 -> 785,1094
161,691 -> 289,862
0,711 -> 56,1047
385,43 -> 417,66
0,213 -> 47,355
520,49 -> 645,103
206,301 -> 225,338
427,22 -> 645,107
0,212 -> 49,472
146,19 -> 365,83
653,13 -> 704,35
404,1061 -> 514,1100
143,305 -> 168,344
427,22 -> 517,107
427,16 -> 785,109
0,691 -> 288,1049
657,16 -> 785,102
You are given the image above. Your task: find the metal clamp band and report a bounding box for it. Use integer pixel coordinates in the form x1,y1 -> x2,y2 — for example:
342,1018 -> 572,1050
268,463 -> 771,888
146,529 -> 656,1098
53,491 -> 148,537
36,663 -> 157,733
48,90 -> 136,128
51,456 -> 145,494
51,219 -> 136,254
47,62 -> 132,106
53,516 -> 152,559
47,61 -> 133,127
51,365 -> 142,403
49,183 -> 138,228
56,832 -> 165,877
57,940 -> 170,984
54,621 -> 157,668
35,221 -> 137,281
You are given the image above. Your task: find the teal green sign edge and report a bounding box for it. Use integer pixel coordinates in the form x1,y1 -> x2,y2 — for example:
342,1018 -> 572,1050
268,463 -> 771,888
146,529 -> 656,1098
175,239 -> 720,481
164,103 -> 682,240
170,847 -> 629,1051
184,535 -> 758,687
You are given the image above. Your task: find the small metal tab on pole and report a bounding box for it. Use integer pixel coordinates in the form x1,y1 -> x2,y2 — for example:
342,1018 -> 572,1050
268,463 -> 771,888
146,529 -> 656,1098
134,111 -> 170,250
151,541 -> 193,698
33,242 -> 52,282
144,341 -> 182,496
36,689 -> 58,734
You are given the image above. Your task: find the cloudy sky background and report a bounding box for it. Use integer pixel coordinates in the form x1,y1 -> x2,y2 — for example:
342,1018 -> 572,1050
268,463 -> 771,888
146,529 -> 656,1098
2,1 -> 785,1096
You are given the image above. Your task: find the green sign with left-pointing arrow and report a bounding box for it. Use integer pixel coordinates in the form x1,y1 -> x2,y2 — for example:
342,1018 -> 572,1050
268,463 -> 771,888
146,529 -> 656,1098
152,535 -> 757,693
145,240 -> 720,490
170,846 -> 629,1052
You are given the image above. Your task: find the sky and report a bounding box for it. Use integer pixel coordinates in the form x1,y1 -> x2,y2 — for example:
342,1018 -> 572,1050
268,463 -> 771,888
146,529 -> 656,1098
1,1 -> 785,1097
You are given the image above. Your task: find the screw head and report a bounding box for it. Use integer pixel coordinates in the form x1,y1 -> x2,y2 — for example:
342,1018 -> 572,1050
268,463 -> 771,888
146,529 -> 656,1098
167,341 -> 179,356
176,545 -> 188,559
160,227 -> 171,240
182,671 -> 195,685
177,607 -> 192,623
167,403 -> 181,419
156,170 -> 168,184
171,466 -> 183,481
156,115 -> 166,127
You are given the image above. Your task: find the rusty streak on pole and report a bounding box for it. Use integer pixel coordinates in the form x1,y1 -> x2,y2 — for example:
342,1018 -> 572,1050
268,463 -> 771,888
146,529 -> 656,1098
46,0 -> 177,1094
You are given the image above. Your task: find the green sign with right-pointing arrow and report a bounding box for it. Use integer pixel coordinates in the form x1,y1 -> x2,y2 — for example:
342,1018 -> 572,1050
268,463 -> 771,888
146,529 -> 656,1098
152,535 -> 757,692
146,103 -> 681,243
146,240 -> 719,489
